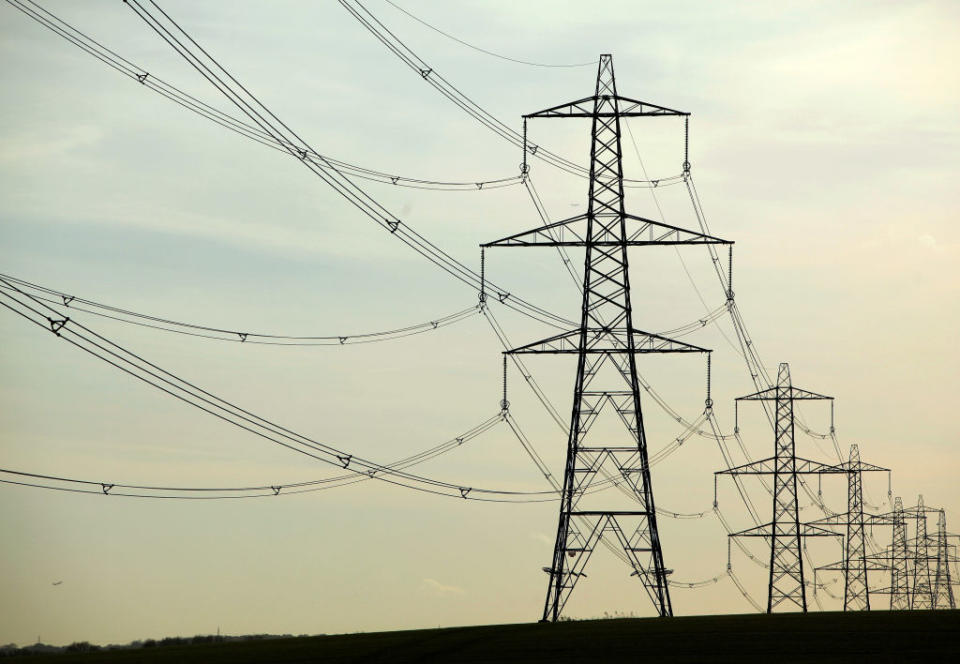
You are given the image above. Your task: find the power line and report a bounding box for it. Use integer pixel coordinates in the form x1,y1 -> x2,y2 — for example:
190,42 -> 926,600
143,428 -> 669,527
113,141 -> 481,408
5,0 -> 523,192
0,413 -> 503,500
384,0 -> 594,69
0,271 -> 724,349
117,0 -> 572,332
340,0 -> 684,187
0,279 -> 562,503
0,273 -> 481,346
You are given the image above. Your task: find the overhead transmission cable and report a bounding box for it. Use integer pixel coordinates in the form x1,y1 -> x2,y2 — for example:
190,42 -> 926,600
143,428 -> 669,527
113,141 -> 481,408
0,272 -> 723,349
0,273 -> 480,346
0,279 -> 562,503
384,0 -> 594,68
340,0 -> 684,188
4,0 -> 521,192
0,414 -> 501,500
118,0 -> 572,332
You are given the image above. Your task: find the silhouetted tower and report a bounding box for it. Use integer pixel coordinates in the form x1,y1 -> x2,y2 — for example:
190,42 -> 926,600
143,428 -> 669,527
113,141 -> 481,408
808,444 -> 890,611
910,496 -> 935,610
842,445 -> 869,610
716,363 -> 839,612
483,54 -> 731,621
890,496 -> 910,610
932,509 -> 956,610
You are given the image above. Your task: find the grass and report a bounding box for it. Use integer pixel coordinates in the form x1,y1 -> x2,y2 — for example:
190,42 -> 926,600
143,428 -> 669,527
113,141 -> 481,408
9,610 -> 959,663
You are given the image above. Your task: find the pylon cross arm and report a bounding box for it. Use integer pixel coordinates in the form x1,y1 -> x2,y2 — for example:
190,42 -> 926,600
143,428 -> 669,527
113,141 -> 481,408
737,386 -> 833,401
523,94 -> 688,118
505,327 -> 709,355
716,456 -> 841,476
481,212 -> 731,249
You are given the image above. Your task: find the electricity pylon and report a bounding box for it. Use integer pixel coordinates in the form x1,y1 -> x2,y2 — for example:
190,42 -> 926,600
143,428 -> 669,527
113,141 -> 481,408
866,496 -> 960,610
483,54 -> 731,621
715,363 -> 841,613
862,510 -> 906,608
808,444 -> 890,611
932,509 -> 957,610
889,496 -> 910,610
909,495 -> 935,610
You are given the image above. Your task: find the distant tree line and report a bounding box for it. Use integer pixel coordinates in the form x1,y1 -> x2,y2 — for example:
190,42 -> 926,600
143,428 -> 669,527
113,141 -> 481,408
0,633 -> 307,657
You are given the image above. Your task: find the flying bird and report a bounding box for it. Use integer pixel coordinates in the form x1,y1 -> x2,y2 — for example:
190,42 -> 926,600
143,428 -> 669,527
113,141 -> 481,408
52,581 -> 62,586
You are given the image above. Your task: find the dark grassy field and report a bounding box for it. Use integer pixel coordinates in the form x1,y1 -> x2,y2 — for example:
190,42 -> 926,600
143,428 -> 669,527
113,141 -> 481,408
9,610 -> 959,663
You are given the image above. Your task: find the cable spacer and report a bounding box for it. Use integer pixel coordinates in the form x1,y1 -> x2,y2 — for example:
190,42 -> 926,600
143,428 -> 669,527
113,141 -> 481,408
47,317 -> 69,336
337,455 -> 352,468
430,321 -> 438,329
497,292 -> 510,303
387,220 -> 400,233
651,179 -> 659,187
476,182 -> 483,190
456,437 -> 464,445
390,176 -> 399,185
419,68 -> 432,79
271,486 -> 281,496
338,336 -> 347,344
136,72 -> 149,84
459,487 -> 471,499
101,483 -> 114,495
528,144 -> 539,155
238,332 -> 248,342
62,295 -> 75,306
297,149 -> 308,160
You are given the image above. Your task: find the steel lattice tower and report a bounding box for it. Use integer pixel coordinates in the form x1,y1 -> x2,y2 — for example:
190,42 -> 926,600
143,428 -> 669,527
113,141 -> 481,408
808,444 -> 890,611
483,54 -> 731,621
890,496 -> 910,610
932,509 -> 956,610
842,445 -> 870,610
716,363 -> 840,612
910,496 -> 935,610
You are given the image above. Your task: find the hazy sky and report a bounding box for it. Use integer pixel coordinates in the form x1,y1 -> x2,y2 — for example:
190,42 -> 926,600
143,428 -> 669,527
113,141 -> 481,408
1,0 -> 958,647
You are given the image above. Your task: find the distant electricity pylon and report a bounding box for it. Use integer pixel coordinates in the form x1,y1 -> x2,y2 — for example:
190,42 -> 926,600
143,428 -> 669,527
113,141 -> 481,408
910,496 -> 936,610
715,363 -> 843,613
483,54 -> 731,621
898,497 -> 959,610
888,496 -> 910,610
862,495 -> 910,610
808,444 -> 890,611
868,495 -> 960,611
932,509 -> 957,610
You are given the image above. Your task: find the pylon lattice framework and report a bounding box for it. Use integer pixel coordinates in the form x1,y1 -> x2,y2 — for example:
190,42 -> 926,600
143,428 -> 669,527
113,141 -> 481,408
716,363 -> 845,613
808,444 -> 890,611
483,54 -> 731,621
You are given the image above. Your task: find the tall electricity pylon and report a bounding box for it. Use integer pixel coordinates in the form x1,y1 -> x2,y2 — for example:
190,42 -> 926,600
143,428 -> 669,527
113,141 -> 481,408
483,54 -> 731,621
910,496 -> 935,610
889,496 -> 910,610
808,444 -> 890,611
716,363 -> 840,613
932,509 -> 957,610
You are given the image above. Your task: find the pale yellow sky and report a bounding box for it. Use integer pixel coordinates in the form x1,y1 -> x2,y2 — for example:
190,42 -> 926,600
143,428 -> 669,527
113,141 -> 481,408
1,0 -> 958,647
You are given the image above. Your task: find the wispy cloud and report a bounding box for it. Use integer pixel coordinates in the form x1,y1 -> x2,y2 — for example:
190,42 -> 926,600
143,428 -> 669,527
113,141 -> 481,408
530,532 -> 553,546
917,233 -> 945,254
0,125 -> 103,164
422,578 -> 464,596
